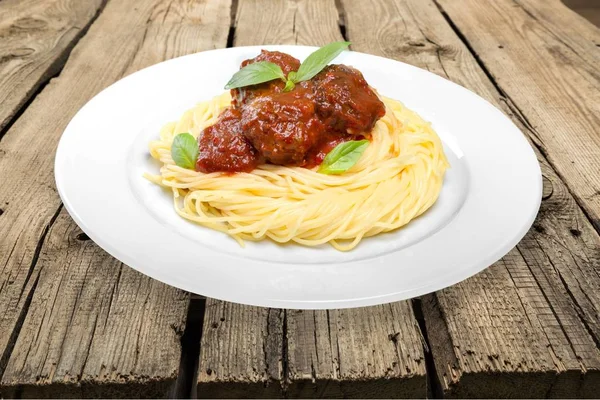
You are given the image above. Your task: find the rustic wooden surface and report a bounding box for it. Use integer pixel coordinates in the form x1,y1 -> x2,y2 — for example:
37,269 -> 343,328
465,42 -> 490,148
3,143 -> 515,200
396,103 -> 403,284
0,0 -> 229,397
286,305 -> 426,398
0,0 -> 105,133
198,300 -> 285,399
0,0 -> 599,398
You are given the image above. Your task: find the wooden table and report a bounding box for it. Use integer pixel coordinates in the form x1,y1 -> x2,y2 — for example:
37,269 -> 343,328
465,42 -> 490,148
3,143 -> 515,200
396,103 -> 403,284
1,0 -> 599,398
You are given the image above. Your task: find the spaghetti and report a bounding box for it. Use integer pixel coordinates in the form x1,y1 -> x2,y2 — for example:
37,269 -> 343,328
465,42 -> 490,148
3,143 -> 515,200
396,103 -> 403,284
146,92 -> 448,251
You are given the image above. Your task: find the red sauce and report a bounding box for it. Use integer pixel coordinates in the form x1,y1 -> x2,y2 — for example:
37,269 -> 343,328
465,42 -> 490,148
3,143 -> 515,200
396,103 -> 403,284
196,109 -> 261,173
303,132 -> 350,168
196,51 -> 385,173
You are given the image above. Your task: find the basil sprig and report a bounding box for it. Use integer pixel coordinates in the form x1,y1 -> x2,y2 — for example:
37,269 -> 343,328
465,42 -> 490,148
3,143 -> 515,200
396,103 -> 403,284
224,41 -> 351,91
318,140 -> 369,175
224,61 -> 286,90
171,133 -> 198,169
295,42 -> 351,81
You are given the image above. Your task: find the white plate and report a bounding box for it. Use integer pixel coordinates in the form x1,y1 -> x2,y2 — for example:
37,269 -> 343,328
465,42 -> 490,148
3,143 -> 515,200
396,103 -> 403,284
55,46 -> 542,309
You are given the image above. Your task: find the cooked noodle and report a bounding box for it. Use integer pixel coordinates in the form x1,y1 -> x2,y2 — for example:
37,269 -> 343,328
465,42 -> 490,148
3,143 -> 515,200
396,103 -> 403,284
145,92 -> 448,251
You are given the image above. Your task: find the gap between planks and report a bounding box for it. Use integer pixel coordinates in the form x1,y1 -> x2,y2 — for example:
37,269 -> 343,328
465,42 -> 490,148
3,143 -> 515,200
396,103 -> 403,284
175,298 -> 207,398
0,206 -> 62,377
226,0 -> 238,48
412,298 -> 443,399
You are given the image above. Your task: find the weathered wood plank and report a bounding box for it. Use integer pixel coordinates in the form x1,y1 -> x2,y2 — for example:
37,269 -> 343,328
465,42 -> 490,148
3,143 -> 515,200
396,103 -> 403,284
287,305 -> 426,398
435,0 -> 600,232
514,154 -> 600,398
198,300 -> 284,399
424,251 -> 566,398
1,210 -> 189,398
0,0 -> 231,396
516,0 -> 600,62
234,0 -> 341,46
0,0 -> 105,133
196,1 -> 427,398
338,0 -> 600,397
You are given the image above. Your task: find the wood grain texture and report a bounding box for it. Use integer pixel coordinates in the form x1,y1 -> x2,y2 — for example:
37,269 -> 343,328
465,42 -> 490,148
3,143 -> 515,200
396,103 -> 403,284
514,153 -> 600,398
435,0 -> 600,233
423,252 -> 563,398
233,0 -> 341,46
338,0 -> 600,397
1,210 -> 189,398
0,0 -> 231,396
0,0 -> 105,133
286,305 -> 426,398
517,0 -> 600,60
198,300 -> 284,399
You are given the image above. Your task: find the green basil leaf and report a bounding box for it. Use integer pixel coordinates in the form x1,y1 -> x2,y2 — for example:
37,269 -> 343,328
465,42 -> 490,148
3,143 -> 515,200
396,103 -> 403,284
294,41 -> 351,82
171,133 -> 198,170
318,140 -> 369,175
224,61 -> 286,90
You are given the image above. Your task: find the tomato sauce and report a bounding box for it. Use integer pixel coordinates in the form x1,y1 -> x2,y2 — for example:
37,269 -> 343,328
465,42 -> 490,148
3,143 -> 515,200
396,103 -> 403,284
303,132 -> 349,168
196,109 -> 261,173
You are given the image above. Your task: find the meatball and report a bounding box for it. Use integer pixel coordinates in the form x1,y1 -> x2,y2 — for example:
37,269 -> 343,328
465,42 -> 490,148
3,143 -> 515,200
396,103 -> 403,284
231,50 -> 301,108
242,50 -> 300,75
240,84 -> 324,166
312,65 -> 385,135
196,108 -> 261,173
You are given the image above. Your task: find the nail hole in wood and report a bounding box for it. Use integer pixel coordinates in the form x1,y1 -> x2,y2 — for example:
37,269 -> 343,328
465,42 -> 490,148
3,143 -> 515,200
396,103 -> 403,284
533,224 -> 545,233
211,322 -> 218,329
76,232 -> 90,241
498,45 -> 504,49
569,228 -> 581,237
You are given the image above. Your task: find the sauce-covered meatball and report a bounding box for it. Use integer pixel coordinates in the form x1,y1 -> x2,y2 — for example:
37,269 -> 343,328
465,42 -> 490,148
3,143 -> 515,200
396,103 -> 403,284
312,65 -> 385,134
231,50 -> 301,108
196,109 -> 261,173
240,83 -> 324,166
